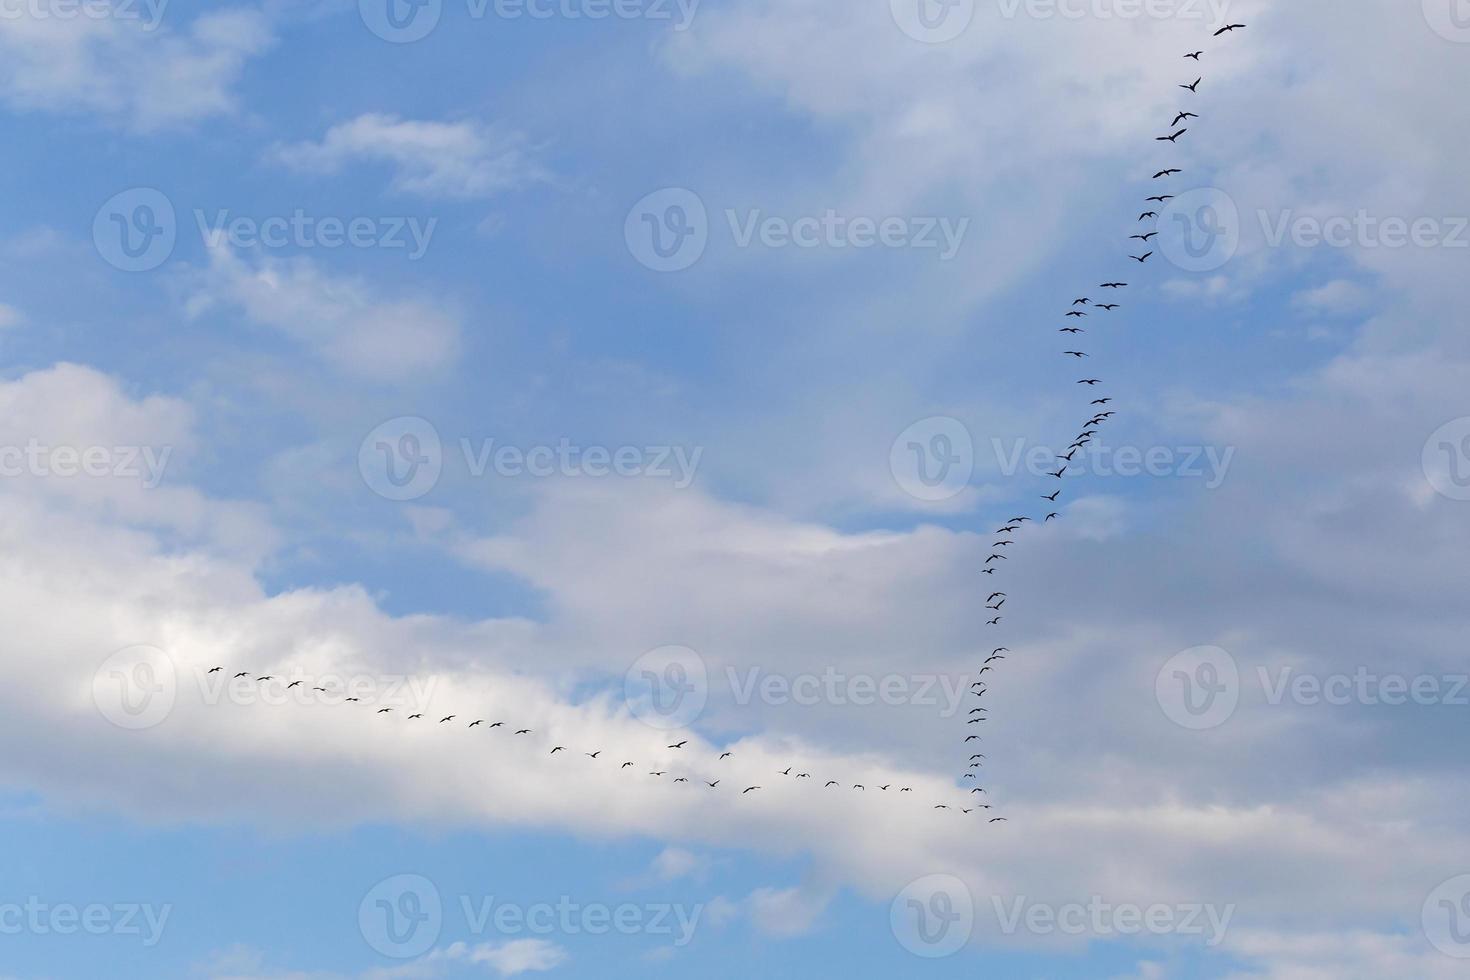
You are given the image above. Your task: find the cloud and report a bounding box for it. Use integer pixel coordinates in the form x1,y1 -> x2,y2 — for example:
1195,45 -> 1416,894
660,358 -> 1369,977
0,7 -> 273,130
433,940 -> 569,976
186,242 -> 460,380
270,115 -> 545,199
1291,279 -> 1372,316
0,302 -> 24,329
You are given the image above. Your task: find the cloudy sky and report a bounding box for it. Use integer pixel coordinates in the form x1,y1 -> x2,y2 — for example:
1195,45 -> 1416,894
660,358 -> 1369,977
4,0 -> 1470,976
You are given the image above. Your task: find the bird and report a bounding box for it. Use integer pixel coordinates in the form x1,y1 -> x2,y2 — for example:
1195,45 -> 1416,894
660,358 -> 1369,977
256,676 -> 273,681
706,780 -> 720,787
515,729 -> 532,735
1048,468 -> 1067,479
489,722 -> 504,728
971,788 -> 987,794
1130,252 -> 1153,263
1043,491 -> 1060,501
781,767 -> 793,775
1157,129 -> 1187,143
988,593 -> 1006,602
1153,168 -> 1182,178
313,687 -> 327,693
1064,351 -> 1088,359
469,720 -> 483,728
377,708 -> 392,714
990,817 -> 1008,823
1097,303 -> 1120,310
970,754 -> 986,760
1060,327 -> 1084,334
208,667 -> 222,674
826,781 -> 839,787
719,752 -> 732,759
408,714 -> 423,720
586,751 -> 601,759
1065,311 -> 1088,318
1131,233 -> 1158,242
1171,112 -> 1198,127
1092,398 -> 1112,405
1100,282 -> 1127,288
1214,23 -> 1245,35
742,786 -> 760,794
674,778 -> 689,783
1185,50 -> 1203,60
900,787 -> 913,793
233,672 -> 248,678
966,735 -> 981,742
621,762 -> 635,768
880,784 -> 891,791
1139,211 -> 1158,221
853,784 -> 865,790
345,697 -> 360,702
1072,297 -> 1090,306
985,555 -> 1005,564
1079,379 -> 1102,385
1046,512 -> 1059,521
287,681 -> 303,689
934,805 -> 949,810
439,715 -> 454,723
1181,77 -> 1201,93
649,771 -> 666,776
668,741 -> 688,749
550,746 -> 565,754
1146,196 -> 1174,204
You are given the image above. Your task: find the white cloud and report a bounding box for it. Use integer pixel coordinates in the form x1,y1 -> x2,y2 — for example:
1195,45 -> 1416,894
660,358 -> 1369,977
0,7 -> 273,130
433,939 -> 569,976
271,114 -> 544,199
1291,279 -> 1371,315
186,242 -> 460,380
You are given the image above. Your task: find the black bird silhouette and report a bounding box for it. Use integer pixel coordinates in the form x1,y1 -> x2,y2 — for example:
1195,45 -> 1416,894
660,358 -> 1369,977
208,666 -> 222,673
1097,303 -> 1120,310
1092,398 -> 1112,405
515,729 -> 532,735
1147,195 -> 1174,204
1060,327 -> 1083,334
490,722 -> 504,728
990,817 -> 1008,823
1046,512 -> 1059,521
346,697 -> 360,702
1185,51 -> 1203,60
650,771 -> 666,776
1065,310 -> 1088,318
439,715 -> 454,723
781,767 -> 793,775
586,751 -> 601,758
1100,282 -> 1127,288
287,681 -> 303,689
826,780 -> 839,787
1153,168 -> 1182,178
1139,211 -> 1158,221
719,752 -> 732,759
233,672 -> 249,678
1044,491 -> 1060,501
1072,298 -> 1090,306
256,676 -> 273,681
987,594 -> 1006,602
469,720 -> 483,727
707,780 -> 720,787
1130,252 -> 1153,263
1079,379 -> 1102,385
987,617 -> 1002,625
1214,23 -> 1245,35
550,746 -> 565,754
408,714 -> 423,720
622,762 -> 635,768
853,784 -> 865,790
934,805 -> 949,810
1156,129 -> 1187,143
1181,78 -> 1201,93
377,708 -> 392,714
966,735 -> 981,742
1171,112 -> 1198,127
1131,233 -> 1158,242
1064,351 -> 1088,359
668,741 -> 688,749
742,786 -> 760,794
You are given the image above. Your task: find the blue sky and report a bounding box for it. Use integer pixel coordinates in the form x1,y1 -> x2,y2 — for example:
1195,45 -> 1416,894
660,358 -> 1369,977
3,0 -> 1470,977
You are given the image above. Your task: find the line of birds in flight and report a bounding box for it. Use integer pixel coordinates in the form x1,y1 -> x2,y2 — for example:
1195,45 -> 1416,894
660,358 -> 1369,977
206,668 -> 1006,818
207,22 -> 1248,827
956,22 -> 1247,795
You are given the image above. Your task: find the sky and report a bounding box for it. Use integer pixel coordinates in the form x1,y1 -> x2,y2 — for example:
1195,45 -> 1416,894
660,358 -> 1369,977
3,0 -> 1470,977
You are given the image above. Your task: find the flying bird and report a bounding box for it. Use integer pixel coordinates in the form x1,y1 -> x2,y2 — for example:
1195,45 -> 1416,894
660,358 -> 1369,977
742,786 -> 760,794
439,715 -> 455,723
233,672 -> 248,678
550,746 -> 565,754
1078,379 -> 1102,385
1100,282 -> 1127,288
668,741 -> 688,749
1146,196 -> 1174,204
1131,233 -> 1158,242
1139,211 -> 1158,221
1181,77 -> 1201,93
469,720 -> 483,728
707,780 -> 720,787
1043,491 -> 1060,501
208,667 -> 222,674
408,714 -> 423,720
1060,327 -> 1083,334
1153,168 -> 1182,178
1214,23 -> 1245,35
1171,112 -> 1198,127
1185,51 -> 1203,60
1130,252 -> 1153,263
1156,129 -> 1187,143
719,752 -> 732,759
1097,303 -> 1120,310
287,681 -> 303,689
1065,311 -> 1088,318
515,729 -> 532,735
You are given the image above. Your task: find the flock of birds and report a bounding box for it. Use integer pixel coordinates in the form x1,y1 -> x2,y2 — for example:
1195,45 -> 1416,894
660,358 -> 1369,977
951,22 -> 1247,798
213,23 -> 1246,824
